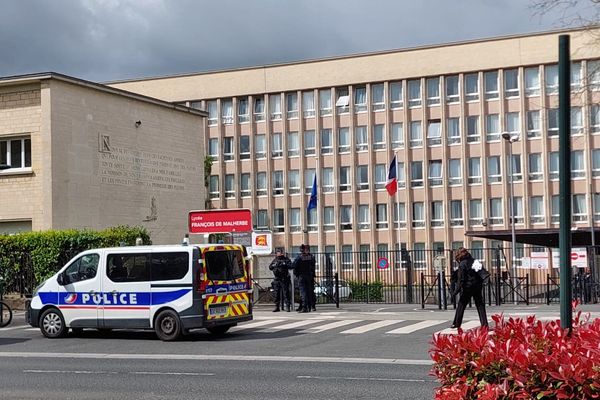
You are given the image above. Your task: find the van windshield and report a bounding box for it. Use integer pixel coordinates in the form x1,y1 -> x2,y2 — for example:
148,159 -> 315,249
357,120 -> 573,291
204,250 -> 245,281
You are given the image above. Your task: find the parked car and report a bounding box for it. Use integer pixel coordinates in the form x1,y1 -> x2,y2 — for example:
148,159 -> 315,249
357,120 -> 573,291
314,279 -> 353,300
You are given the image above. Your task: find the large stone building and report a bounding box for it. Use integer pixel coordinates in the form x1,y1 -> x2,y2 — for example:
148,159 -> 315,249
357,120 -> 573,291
108,28 -> 600,275
0,73 -> 206,243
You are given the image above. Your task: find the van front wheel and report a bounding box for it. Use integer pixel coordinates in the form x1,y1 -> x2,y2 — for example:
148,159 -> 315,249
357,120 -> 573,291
40,308 -> 68,338
154,310 -> 182,341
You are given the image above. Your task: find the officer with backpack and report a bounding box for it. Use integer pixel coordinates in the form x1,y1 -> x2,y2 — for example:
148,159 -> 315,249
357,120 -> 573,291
450,247 -> 488,329
292,244 -> 316,313
269,248 -> 292,312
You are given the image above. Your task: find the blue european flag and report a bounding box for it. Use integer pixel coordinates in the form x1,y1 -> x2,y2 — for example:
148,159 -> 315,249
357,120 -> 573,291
307,174 -> 317,211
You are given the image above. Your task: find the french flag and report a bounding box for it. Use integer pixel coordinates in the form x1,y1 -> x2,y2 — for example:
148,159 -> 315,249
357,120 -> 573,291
385,155 -> 398,196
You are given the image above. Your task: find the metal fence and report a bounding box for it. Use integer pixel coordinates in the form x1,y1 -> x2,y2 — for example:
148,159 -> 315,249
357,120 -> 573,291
2,246 -> 599,308
252,246 -> 600,307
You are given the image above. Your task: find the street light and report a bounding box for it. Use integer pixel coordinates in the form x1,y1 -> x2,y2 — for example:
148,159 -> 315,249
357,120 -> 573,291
502,132 -> 519,305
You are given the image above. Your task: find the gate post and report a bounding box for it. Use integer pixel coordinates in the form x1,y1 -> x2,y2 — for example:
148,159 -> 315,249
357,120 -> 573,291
334,272 -> 339,309
420,272 -> 425,309
405,250 -> 413,304
495,247 -> 502,305
526,274 -> 530,306
546,274 -> 550,305
437,272 -> 442,310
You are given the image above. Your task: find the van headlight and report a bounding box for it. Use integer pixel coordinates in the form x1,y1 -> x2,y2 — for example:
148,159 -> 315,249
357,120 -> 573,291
33,279 -> 47,296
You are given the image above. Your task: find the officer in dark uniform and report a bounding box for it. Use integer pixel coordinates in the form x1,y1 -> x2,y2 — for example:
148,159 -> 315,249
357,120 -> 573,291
451,247 -> 488,329
293,244 -> 316,313
269,248 -> 292,312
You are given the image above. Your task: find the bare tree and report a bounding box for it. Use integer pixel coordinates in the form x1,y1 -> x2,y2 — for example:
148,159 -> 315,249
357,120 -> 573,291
530,0 -> 600,28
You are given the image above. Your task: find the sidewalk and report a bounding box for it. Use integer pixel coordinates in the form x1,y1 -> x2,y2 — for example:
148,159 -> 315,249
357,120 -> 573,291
253,301 -> 600,320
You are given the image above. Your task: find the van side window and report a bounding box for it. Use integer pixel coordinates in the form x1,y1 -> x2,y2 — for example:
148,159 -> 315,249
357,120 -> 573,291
151,252 -> 189,281
64,254 -> 99,284
107,253 -> 150,282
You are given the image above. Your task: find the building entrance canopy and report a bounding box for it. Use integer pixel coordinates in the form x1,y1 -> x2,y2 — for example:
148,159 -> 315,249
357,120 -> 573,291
465,228 -> 600,247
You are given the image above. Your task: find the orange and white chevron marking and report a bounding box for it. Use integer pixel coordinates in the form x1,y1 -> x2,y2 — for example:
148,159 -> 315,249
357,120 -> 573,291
205,292 -> 250,320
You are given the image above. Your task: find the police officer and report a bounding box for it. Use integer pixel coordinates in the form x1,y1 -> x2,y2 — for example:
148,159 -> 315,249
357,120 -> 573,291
451,247 -> 488,329
293,244 -> 316,313
269,248 -> 292,312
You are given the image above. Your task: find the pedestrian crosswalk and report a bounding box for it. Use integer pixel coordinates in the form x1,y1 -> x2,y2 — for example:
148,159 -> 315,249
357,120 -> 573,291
340,320 -> 402,334
0,319 -> 490,336
2,315 -> 567,337
229,317 -> 481,336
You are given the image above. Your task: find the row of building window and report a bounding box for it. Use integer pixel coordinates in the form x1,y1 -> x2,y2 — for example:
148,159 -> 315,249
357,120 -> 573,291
207,106 -> 600,160
295,242 -> 540,271
209,149 -> 600,197
199,61 -> 600,125
250,194 -> 600,233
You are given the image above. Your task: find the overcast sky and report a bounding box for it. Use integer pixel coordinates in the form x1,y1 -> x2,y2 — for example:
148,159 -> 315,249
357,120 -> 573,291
0,0 -> 591,83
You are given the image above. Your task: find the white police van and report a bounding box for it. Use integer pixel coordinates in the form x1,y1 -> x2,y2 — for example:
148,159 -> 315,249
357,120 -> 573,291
26,244 -> 253,341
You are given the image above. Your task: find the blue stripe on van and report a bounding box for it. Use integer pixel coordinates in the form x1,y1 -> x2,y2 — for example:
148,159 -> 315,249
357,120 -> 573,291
38,289 -> 191,307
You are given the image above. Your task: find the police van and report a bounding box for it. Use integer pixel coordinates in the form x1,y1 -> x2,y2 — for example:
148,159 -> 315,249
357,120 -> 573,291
26,244 -> 253,341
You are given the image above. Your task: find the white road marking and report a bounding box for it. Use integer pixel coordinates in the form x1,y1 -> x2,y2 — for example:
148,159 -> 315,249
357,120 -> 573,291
253,315 -> 294,320
230,319 -> 285,330
436,320 -> 482,335
386,320 -> 447,334
24,369 -> 213,376
130,371 -> 214,376
1,352 -> 433,366
340,320 -> 402,334
297,375 -> 430,383
24,369 -> 117,375
299,319 -> 362,333
256,319 -> 324,332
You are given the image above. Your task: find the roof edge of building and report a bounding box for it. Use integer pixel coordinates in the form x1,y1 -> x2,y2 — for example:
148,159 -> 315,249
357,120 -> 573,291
0,72 -> 208,117
104,25 -> 594,85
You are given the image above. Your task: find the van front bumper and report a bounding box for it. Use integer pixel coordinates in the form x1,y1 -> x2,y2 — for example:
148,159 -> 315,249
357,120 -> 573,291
26,302 -> 39,328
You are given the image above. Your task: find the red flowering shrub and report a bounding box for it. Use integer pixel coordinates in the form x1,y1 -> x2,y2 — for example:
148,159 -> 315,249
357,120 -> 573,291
430,305 -> 600,399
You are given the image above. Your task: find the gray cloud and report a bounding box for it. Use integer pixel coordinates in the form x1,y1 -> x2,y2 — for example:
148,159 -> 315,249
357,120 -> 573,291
0,0 -> 589,82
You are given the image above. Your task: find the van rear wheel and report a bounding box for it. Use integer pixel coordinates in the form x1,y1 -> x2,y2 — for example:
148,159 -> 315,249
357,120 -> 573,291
206,325 -> 232,336
155,310 -> 182,341
40,308 -> 68,338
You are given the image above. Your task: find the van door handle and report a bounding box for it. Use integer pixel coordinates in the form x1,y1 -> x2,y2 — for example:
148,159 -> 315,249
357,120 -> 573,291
89,290 -> 96,295
111,290 -> 118,295
216,288 -> 227,294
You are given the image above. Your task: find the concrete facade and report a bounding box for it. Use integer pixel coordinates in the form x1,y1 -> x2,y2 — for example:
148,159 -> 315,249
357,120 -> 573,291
0,74 -> 206,244
107,28 -> 600,266
106,29 -> 600,283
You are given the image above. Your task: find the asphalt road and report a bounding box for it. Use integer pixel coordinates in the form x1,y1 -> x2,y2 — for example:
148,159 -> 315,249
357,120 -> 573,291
1,303 -> 594,399
0,356 -> 435,400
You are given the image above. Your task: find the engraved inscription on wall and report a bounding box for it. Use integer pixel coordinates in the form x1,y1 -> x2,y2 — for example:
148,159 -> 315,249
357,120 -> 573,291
99,146 -> 196,191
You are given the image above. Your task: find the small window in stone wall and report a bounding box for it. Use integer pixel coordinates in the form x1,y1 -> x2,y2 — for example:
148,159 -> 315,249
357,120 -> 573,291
1,136 -> 31,170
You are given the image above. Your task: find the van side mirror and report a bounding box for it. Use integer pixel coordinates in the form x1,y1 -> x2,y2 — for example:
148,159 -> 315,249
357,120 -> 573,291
57,273 -> 65,286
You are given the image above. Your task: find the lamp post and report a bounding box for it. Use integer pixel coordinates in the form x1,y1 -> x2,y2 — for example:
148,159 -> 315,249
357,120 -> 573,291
502,133 -> 519,305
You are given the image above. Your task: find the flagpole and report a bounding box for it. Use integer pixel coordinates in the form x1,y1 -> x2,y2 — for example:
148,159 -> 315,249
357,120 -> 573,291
316,157 -> 322,260
395,150 -> 401,263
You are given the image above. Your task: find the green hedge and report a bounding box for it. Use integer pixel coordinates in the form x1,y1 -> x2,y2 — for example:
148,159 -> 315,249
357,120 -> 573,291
348,280 -> 384,302
0,226 -> 151,287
